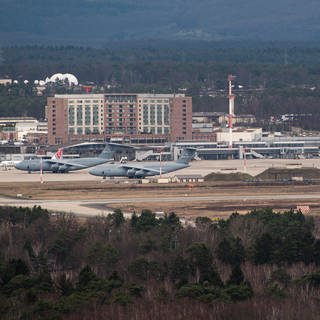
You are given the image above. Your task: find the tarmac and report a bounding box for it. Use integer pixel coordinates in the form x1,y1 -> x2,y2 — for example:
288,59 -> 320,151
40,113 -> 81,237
0,158 -> 319,183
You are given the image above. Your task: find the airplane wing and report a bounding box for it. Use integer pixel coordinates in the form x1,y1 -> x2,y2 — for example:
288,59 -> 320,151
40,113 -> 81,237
46,159 -> 87,168
120,164 -> 161,174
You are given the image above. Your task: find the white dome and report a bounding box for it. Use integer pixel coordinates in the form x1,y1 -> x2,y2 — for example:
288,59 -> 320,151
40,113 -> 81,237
34,80 -> 39,85
24,80 -> 29,84
63,73 -> 78,86
49,73 -> 64,82
45,73 -> 78,86
13,80 -> 18,84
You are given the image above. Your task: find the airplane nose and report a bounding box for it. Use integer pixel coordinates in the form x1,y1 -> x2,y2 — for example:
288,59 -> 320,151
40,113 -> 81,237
89,168 -> 99,176
14,162 -> 23,170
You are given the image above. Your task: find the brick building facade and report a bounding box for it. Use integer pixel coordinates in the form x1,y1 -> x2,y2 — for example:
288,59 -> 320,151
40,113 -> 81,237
47,93 -> 192,145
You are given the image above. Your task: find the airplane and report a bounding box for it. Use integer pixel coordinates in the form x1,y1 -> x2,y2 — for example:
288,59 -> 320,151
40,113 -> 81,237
15,144 -> 114,173
1,146 -> 59,169
3,148 -> 62,171
89,148 -> 196,179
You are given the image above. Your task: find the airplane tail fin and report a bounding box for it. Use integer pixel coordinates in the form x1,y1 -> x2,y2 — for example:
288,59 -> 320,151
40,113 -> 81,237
176,148 -> 196,164
98,144 -> 114,159
52,148 -> 63,159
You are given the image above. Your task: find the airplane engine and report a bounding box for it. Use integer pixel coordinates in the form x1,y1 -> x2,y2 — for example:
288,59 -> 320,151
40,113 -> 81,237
58,165 -> 69,173
50,164 -> 59,173
134,170 -> 146,179
127,169 -> 136,178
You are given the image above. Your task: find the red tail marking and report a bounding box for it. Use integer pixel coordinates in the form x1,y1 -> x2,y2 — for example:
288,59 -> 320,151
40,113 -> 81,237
54,148 -> 63,159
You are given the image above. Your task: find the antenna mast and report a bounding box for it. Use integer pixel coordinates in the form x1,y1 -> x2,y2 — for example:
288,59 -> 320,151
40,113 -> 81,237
159,148 -> 163,178
40,157 -> 44,184
228,75 -> 236,148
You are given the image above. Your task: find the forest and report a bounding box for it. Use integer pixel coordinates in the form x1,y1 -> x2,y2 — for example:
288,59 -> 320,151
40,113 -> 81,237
1,43 -> 320,129
0,1 -> 319,45
1,205 -> 320,319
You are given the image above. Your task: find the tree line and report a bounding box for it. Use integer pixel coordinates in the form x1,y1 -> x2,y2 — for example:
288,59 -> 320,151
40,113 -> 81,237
1,44 -> 320,129
1,206 -> 320,319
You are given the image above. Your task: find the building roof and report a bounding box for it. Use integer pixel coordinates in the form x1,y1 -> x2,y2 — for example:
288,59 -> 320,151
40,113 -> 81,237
0,117 -> 37,121
54,94 -> 104,98
174,174 -> 203,179
53,93 -> 187,99
192,112 -> 224,117
214,127 -> 262,133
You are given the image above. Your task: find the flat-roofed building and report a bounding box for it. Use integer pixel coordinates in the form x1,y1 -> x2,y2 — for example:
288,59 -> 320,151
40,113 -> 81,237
173,174 -> 204,183
0,117 -> 47,141
192,112 -> 223,125
47,93 -> 192,145
0,79 -> 12,86
169,95 -> 192,141
218,113 -> 257,126
215,128 -> 262,143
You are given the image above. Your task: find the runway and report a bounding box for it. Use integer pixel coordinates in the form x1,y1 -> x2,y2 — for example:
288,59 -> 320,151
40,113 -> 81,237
1,192 -> 320,217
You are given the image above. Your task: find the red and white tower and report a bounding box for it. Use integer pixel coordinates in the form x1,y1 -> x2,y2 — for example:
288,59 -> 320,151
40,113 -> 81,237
228,74 -> 236,148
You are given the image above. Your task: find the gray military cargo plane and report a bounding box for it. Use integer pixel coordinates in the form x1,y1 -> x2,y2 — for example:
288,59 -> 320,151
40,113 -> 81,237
89,148 -> 196,179
15,145 -> 114,173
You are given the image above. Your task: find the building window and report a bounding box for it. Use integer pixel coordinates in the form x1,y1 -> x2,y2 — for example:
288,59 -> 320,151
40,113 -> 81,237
77,106 -> 83,125
69,116 -> 74,126
85,106 -> 91,125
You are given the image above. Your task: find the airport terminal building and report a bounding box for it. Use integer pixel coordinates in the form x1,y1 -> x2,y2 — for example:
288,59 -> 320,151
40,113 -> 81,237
47,93 -> 192,145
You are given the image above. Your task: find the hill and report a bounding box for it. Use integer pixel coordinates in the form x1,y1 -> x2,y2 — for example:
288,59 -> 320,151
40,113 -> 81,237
0,0 -> 320,45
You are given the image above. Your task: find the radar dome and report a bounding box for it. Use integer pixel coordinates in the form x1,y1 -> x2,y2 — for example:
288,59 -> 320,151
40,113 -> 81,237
45,73 -> 78,86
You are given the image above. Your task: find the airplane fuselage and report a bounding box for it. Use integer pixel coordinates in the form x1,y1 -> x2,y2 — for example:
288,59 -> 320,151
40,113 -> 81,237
15,157 -> 110,173
90,161 -> 189,178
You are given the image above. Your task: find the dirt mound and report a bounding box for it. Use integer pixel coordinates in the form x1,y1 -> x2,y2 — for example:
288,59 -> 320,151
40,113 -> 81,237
256,167 -> 320,181
204,172 -> 253,181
